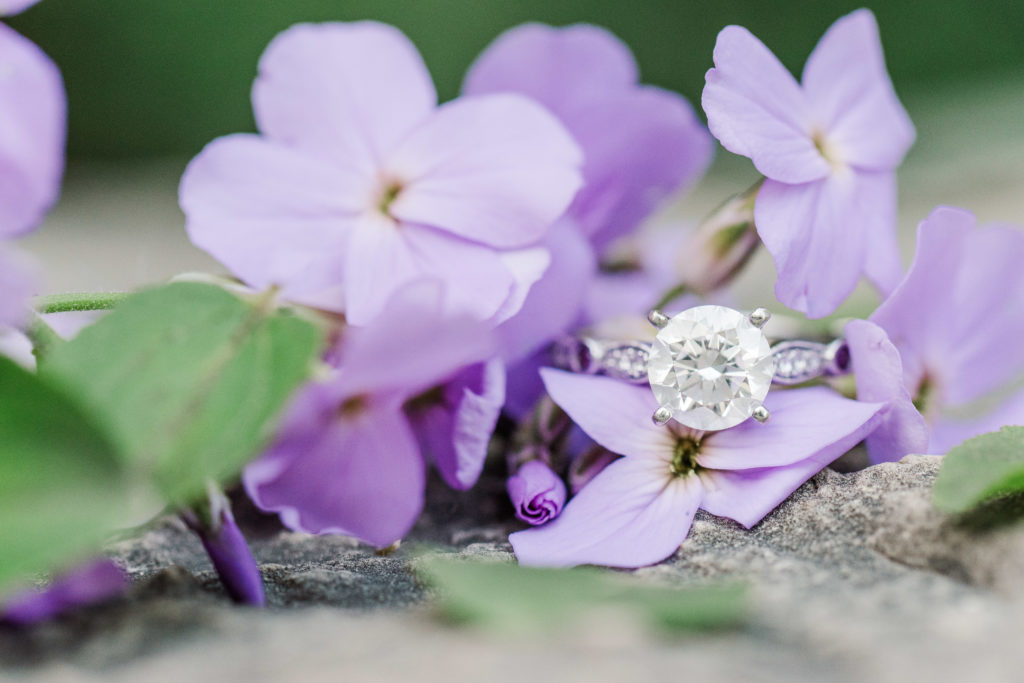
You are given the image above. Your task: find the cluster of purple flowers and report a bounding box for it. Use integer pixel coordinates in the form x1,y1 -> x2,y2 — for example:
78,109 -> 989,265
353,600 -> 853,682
173,10 -> 1024,572
3,5 -> 1024,613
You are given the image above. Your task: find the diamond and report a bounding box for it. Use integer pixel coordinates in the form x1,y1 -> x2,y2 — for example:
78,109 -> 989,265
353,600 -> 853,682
647,305 -> 775,431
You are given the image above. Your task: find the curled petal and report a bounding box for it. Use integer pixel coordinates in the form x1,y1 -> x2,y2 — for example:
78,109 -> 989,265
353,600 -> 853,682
510,458 -> 701,568
845,319 -> 930,464
409,359 -> 506,491
507,460 -> 567,526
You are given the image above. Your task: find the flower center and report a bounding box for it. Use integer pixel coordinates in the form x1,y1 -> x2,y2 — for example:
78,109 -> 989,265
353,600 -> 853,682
913,373 -> 936,416
376,179 -> 404,217
339,395 -> 369,418
670,436 -> 702,477
812,130 -> 845,171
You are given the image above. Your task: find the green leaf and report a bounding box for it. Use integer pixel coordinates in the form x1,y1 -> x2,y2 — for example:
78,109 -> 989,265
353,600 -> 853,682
418,557 -> 746,634
42,282 -> 322,504
933,426 -> 1024,513
0,356 -> 127,597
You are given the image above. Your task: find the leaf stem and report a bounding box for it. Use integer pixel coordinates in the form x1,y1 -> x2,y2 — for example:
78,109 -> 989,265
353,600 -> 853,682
33,292 -> 130,315
25,313 -> 64,362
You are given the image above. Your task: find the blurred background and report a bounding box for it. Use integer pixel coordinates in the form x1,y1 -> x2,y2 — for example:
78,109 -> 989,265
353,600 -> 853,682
11,0 -> 1024,309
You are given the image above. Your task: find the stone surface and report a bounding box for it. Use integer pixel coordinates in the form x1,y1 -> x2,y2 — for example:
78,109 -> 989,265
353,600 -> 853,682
648,305 -> 774,430
4,455 -> 1024,682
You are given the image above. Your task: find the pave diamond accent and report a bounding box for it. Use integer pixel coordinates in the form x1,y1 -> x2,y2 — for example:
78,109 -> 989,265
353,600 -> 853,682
771,341 -> 826,385
599,344 -> 650,382
647,305 -> 774,431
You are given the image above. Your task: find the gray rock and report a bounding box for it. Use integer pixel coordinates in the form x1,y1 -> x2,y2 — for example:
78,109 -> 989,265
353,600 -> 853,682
4,455 -> 1024,682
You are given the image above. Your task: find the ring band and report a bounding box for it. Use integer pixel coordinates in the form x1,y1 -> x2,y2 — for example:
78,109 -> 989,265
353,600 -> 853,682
552,305 -> 850,431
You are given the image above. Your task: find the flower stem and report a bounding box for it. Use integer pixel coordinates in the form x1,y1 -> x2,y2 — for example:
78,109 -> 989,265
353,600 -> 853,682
25,313 -> 64,362
33,291 -> 130,315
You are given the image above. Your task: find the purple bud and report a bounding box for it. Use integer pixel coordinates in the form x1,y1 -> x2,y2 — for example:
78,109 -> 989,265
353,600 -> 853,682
1,559 -> 127,626
506,460 -> 567,526
182,496 -> 265,607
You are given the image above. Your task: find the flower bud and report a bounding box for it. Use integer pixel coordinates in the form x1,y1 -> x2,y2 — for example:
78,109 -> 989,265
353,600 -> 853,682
670,182 -> 762,297
506,460 -> 567,526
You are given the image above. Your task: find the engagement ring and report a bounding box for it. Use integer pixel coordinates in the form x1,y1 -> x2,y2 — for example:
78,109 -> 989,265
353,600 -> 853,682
553,305 -> 850,431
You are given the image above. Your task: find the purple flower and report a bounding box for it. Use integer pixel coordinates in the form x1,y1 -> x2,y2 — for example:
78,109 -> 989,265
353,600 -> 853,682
465,23 -> 712,255
0,15 -> 65,238
180,21 -> 582,326
463,23 -> 712,411
1,559 -> 127,626
507,460 -> 567,526
703,9 -> 914,318
510,369 -> 882,568
0,245 -> 35,328
244,281 -> 496,547
180,489 -> 265,606
846,206 -> 1024,464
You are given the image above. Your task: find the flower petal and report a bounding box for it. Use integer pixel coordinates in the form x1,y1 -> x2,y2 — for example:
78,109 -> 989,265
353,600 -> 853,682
462,23 -> 638,120
386,94 -> 583,249
702,25 -> 827,184
845,319 -> 930,464
252,22 -> 435,167
699,450 -> 839,529
0,23 -> 65,238
539,368 -> 675,461
696,386 -> 884,470
180,134 -> 360,309
1,559 -> 127,626
244,387 -> 425,547
342,216 -> 516,325
497,220 -> 595,364
338,279 -> 495,399
489,245 -> 551,326
756,172 -> 877,318
510,458 -> 701,568
870,206 -> 974,376
566,87 -> 714,251
801,10 -> 915,172
408,359 -> 506,491
0,0 -> 42,16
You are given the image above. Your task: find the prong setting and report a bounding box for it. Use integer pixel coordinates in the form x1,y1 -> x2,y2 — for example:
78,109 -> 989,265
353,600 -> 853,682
652,406 -> 673,426
647,309 -> 669,329
749,307 -> 771,328
752,405 -> 770,423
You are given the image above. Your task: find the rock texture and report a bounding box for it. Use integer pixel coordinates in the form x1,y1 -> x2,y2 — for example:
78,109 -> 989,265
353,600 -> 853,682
4,455 -> 1024,682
